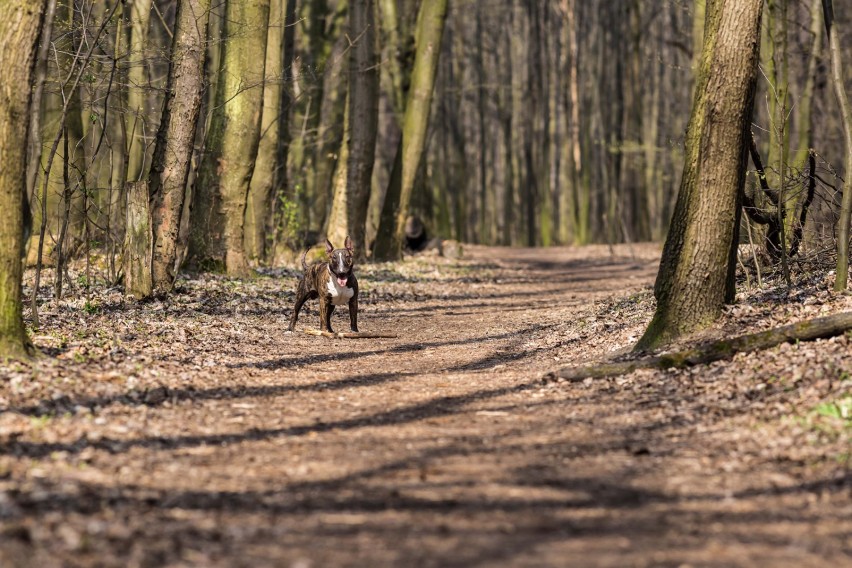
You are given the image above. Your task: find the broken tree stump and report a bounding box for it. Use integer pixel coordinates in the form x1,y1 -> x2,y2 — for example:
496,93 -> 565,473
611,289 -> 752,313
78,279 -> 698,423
551,311 -> 852,382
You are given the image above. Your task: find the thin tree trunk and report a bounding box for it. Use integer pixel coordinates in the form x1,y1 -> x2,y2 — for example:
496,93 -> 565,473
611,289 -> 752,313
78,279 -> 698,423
823,0 -> 852,290
269,0 -> 297,254
125,180 -> 153,298
310,32 -> 349,233
332,0 -> 379,257
26,0 -> 57,207
127,0 -> 153,182
377,0 -> 405,122
146,0 -> 210,294
245,0 -> 284,263
373,0 -> 449,260
793,0 -> 823,172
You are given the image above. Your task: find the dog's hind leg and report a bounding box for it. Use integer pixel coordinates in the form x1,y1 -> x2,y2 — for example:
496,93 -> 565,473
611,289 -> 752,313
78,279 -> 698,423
289,292 -> 308,331
348,296 -> 358,332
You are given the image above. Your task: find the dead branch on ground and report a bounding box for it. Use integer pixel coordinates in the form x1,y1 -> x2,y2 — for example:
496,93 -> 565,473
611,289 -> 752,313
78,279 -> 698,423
548,311 -> 852,382
302,329 -> 399,339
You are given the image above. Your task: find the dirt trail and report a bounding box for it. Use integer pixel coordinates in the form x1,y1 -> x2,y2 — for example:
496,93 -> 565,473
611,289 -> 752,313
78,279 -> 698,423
1,245 -> 849,567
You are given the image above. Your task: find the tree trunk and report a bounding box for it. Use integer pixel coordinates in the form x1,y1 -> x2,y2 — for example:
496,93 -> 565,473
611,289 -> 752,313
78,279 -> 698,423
124,181 -> 153,298
25,0 -> 57,209
636,0 -> 763,350
148,0 -> 210,293
245,0 -> 285,263
0,0 -> 45,359
127,0 -> 153,182
793,0 -> 823,173
309,31 -> 349,233
189,0 -> 270,275
373,0 -> 449,261
823,0 -> 852,291
331,0 -> 379,257
269,0 -> 297,256
377,0 -> 405,122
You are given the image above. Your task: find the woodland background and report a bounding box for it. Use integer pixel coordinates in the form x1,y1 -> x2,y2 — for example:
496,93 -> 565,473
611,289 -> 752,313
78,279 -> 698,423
23,0 -> 852,283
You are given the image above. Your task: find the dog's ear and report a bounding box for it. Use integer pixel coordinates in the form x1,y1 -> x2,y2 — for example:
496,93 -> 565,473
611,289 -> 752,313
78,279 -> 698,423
344,235 -> 353,253
325,239 -> 334,256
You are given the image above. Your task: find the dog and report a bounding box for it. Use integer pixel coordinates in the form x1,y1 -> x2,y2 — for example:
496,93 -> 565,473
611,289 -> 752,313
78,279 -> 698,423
288,236 -> 359,333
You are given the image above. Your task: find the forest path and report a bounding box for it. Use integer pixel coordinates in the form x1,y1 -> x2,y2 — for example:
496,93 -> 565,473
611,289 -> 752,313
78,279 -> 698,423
2,244 -> 850,567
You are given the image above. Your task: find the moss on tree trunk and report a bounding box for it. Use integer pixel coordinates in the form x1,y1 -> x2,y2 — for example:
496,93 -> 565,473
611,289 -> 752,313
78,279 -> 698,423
0,0 -> 44,360
636,0 -> 763,350
373,0 -> 449,261
149,0 -> 210,293
189,0 -> 270,276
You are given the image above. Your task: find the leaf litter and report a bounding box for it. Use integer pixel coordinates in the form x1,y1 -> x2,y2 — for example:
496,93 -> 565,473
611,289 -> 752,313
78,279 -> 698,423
0,243 -> 849,567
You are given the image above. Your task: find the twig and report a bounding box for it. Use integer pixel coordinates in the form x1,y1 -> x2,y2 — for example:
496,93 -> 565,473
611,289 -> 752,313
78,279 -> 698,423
302,329 -> 399,339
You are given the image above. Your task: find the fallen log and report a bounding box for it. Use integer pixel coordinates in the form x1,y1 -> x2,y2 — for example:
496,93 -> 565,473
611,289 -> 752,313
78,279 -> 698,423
303,329 -> 399,339
551,311 -> 852,382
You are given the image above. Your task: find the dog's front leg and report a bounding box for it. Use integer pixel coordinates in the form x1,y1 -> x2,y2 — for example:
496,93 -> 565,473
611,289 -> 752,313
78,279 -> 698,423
348,296 -> 359,332
320,300 -> 335,332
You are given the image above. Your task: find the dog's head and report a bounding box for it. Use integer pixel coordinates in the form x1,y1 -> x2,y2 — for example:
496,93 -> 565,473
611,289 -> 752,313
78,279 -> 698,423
326,236 -> 354,287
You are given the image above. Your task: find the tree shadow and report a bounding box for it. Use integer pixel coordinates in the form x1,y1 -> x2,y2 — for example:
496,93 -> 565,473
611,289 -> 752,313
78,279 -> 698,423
0,381 -> 537,458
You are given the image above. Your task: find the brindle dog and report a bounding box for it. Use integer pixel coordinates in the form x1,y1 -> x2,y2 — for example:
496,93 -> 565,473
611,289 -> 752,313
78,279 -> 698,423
288,236 -> 359,333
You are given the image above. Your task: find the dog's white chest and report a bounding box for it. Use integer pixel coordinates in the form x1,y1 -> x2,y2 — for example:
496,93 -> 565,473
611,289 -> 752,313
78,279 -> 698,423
326,275 -> 354,305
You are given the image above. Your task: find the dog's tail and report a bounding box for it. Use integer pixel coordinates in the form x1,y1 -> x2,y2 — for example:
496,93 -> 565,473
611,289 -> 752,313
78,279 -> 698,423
301,248 -> 309,271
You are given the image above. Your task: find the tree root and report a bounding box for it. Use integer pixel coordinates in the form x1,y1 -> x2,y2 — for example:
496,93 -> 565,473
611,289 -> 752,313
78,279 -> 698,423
548,311 -> 852,382
302,329 -> 399,339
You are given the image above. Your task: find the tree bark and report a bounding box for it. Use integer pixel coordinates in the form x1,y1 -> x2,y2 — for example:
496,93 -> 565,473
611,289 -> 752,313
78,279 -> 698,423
245,0 -> 285,263
148,0 -> 210,293
329,0 -> 379,258
823,0 -> 852,291
127,0 -> 154,182
189,0 -> 270,275
636,0 -> 763,350
373,0 -> 449,260
124,180 -> 153,298
25,0 -> 57,209
0,0 -> 45,359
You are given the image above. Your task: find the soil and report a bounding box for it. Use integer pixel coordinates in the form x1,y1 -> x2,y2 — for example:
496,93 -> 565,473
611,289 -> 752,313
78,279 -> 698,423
0,244 -> 850,567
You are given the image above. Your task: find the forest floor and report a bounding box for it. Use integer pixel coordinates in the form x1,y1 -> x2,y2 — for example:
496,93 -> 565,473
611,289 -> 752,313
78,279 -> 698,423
0,243 -> 850,567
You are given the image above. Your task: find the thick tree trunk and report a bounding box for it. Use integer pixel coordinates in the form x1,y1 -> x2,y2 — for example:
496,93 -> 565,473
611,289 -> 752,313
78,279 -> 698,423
189,0 -> 270,275
823,0 -> 852,291
0,0 -> 44,359
373,0 -> 449,260
147,0 -> 210,293
636,0 -> 763,350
